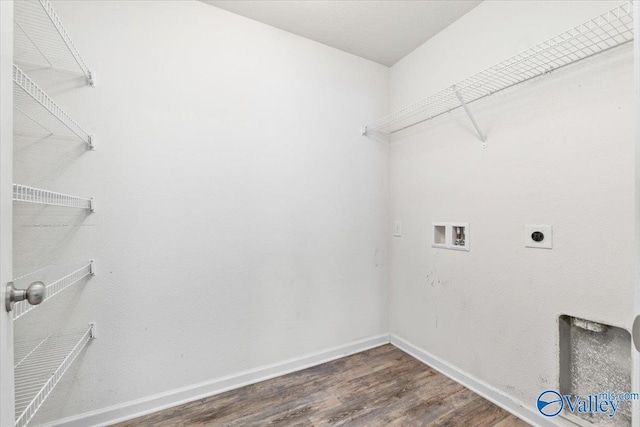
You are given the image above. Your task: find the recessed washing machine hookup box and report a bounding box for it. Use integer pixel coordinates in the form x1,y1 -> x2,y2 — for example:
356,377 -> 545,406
432,222 -> 469,251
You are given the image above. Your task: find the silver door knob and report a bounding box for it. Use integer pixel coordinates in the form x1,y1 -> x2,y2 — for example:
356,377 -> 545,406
6,281 -> 45,312
634,316 -> 640,353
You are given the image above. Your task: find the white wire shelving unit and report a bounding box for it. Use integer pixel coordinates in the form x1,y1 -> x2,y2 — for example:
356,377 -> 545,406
11,3 -> 98,427
362,2 -> 634,148
13,65 -> 94,149
14,325 -> 96,427
13,184 -> 95,211
12,261 -> 95,321
14,0 -> 95,86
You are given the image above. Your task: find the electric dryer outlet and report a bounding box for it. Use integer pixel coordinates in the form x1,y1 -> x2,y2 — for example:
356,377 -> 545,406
525,225 -> 552,249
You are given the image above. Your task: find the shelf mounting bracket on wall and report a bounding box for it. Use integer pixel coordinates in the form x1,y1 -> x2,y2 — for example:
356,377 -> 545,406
453,85 -> 487,148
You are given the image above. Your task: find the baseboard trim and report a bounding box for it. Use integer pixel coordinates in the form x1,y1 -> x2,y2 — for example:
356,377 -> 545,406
41,333 -> 572,427
39,333 -> 391,427
390,334 -> 571,427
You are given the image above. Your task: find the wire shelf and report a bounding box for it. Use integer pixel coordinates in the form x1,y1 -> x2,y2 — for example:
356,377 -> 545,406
364,2 -> 634,136
13,184 -> 94,211
14,0 -> 94,85
13,65 -> 94,148
12,261 -> 95,321
14,325 -> 95,427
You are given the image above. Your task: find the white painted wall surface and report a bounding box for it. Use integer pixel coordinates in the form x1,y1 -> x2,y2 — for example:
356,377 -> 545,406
11,1 -> 389,424
389,0 -> 635,422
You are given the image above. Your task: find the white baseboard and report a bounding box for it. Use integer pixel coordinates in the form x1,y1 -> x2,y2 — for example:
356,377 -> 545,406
390,334 -> 574,427
40,333 -> 573,427
38,333 -> 391,427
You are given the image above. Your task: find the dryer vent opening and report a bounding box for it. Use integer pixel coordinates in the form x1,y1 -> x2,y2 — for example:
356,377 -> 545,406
559,315 -> 632,427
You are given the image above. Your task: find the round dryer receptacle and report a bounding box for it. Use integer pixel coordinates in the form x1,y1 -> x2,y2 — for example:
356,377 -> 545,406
531,231 -> 544,242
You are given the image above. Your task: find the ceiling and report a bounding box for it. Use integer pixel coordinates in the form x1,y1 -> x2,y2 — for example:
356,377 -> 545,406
202,1 -> 482,66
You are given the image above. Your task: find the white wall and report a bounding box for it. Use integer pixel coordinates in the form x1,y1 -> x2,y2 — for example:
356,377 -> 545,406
11,1 -> 389,424
389,0 -> 635,422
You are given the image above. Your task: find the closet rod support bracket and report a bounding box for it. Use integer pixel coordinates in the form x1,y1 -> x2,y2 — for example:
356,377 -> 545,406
89,197 -> 96,212
453,86 -> 487,148
89,260 -> 96,275
89,322 -> 97,339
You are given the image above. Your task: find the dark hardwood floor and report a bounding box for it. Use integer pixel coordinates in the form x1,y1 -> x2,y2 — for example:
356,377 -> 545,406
113,344 -> 530,427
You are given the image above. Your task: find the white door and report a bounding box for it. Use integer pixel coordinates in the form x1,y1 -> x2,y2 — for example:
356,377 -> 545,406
0,1 -> 14,426
634,3 -> 640,427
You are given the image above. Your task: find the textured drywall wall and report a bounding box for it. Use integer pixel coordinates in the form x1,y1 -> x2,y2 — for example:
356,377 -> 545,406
11,1 -> 389,423
389,0 -> 635,421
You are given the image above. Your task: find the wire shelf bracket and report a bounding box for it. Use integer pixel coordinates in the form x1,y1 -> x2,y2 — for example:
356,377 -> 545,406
13,184 -> 95,211
362,2 -> 634,146
14,324 -> 96,427
13,65 -> 95,149
453,85 -> 486,147
14,0 -> 95,86
12,261 -> 96,321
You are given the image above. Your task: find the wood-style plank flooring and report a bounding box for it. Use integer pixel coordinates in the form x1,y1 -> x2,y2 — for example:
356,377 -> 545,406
113,344 -> 530,427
